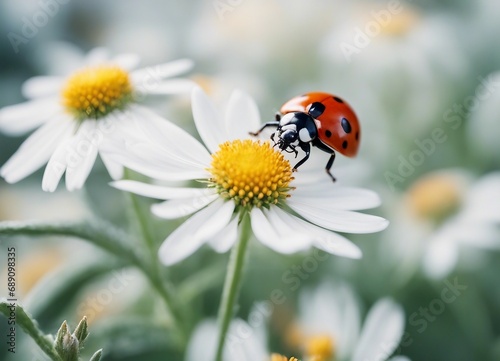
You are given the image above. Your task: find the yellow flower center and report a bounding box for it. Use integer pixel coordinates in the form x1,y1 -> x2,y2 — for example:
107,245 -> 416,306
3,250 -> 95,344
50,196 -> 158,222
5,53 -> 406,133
406,173 -> 463,223
61,66 -> 133,120
271,354 -> 299,361
305,335 -> 335,361
209,139 -> 293,210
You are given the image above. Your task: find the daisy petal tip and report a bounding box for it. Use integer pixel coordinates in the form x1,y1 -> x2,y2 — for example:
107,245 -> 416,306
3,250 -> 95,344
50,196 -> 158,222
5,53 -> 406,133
191,85 -> 205,99
150,204 -> 165,219
340,245 -> 363,259
379,219 -> 390,231
158,243 -> 183,267
178,58 -> 195,71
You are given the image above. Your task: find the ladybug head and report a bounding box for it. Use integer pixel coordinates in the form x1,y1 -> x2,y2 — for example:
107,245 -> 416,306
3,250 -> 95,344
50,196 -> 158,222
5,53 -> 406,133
277,129 -> 298,151
272,112 -> 313,153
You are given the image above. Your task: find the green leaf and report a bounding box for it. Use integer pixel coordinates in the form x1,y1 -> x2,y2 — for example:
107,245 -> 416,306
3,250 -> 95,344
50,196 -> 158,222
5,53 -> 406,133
0,301 -> 63,361
89,349 -> 103,361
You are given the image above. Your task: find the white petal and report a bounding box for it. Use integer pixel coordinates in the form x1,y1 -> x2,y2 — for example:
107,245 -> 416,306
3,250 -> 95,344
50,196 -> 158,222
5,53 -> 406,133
352,299 -> 405,361
273,206 -> 362,259
84,47 -> 111,66
192,86 -> 228,153
186,318 -> 268,361
22,76 -> 64,99
288,199 -> 389,233
131,59 -> 194,83
292,186 -> 382,210
186,320 -> 218,361
137,79 -> 195,94
299,282 -> 361,360
0,98 -> 61,136
1,117 -> 75,184
111,180 -> 213,199
250,207 -> 312,254
224,318 -> 269,361
110,152 -> 209,181
422,237 -> 459,279
130,105 -> 212,167
101,107 -> 211,180
462,172 -> 500,223
454,223 -> 500,250
151,194 -> 219,219
208,216 -> 239,253
387,357 -> 411,361
42,137 -> 73,192
158,199 -> 235,265
111,53 -> 140,70
225,89 -> 261,140
65,122 -> 100,191
99,151 -> 124,180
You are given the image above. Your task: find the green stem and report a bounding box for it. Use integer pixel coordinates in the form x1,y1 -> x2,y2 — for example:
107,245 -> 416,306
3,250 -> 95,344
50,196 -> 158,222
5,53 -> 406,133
123,169 -> 187,346
0,302 -> 63,361
215,213 -> 251,361
124,169 -> 156,258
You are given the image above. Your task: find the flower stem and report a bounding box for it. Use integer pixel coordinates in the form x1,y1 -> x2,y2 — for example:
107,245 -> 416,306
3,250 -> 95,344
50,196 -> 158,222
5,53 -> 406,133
123,169 -> 188,345
124,169 -> 156,257
215,213 -> 251,361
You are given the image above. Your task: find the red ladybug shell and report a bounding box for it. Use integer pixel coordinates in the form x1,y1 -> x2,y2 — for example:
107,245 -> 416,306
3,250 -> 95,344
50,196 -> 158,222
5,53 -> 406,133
280,92 -> 360,157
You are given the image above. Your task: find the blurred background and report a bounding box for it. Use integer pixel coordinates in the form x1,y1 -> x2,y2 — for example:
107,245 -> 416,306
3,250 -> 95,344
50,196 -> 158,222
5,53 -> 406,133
0,0 -> 499,360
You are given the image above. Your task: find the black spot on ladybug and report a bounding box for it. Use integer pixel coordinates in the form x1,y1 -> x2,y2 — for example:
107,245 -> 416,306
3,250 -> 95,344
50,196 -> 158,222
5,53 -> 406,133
333,96 -> 344,103
325,130 -> 332,138
355,131 -> 359,140
309,102 -> 326,118
341,118 -> 352,133
342,140 -> 348,149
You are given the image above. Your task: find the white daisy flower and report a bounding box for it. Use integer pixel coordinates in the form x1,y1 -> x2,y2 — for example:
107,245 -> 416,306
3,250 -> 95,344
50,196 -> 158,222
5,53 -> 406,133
186,318 -> 269,361
110,86 -> 388,265
0,46 -> 194,191
385,170 -> 500,280
187,317 -> 302,361
287,282 -> 408,361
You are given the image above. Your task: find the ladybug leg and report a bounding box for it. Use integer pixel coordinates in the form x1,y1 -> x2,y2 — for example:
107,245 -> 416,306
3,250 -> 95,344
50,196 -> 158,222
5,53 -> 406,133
292,142 -> 311,171
325,152 -> 337,182
249,121 -> 280,136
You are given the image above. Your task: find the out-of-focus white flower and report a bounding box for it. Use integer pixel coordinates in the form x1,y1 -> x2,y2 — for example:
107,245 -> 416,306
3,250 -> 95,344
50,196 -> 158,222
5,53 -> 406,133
320,4 -> 470,141
385,170 -> 500,280
0,46 -> 194,191
186,318 -> 272,361
288,282 -> 408,361
111,87 -> 388,266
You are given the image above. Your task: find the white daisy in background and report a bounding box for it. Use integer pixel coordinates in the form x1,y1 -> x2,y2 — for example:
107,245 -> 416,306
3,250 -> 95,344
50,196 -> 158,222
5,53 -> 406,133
186,318 -> 273,361
110,86 -> 388,265
385,170 -> 500,280
319,4 -> 470,167
0,46 -> 194,191
187,317 -> 303,361
286,282 -> 409,361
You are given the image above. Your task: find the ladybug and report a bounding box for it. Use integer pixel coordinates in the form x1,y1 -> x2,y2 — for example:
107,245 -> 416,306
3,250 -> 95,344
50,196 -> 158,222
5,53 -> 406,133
250,92 -> 360,181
